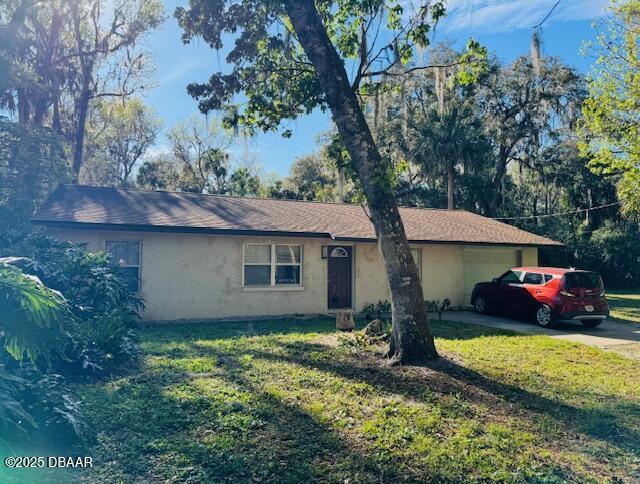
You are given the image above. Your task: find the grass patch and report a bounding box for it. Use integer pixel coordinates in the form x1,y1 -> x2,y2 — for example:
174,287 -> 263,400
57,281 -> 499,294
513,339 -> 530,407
9,317 -> 640,483
608,290 -> 640,323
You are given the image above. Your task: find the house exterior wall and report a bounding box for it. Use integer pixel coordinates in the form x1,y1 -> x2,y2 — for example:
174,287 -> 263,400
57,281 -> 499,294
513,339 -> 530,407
47,228 -> 538,321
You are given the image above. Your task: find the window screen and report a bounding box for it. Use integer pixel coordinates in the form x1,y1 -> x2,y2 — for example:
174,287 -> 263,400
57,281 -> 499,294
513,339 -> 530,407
275,244 -> 301,285
244,244 -> 272,286
244,244 -> 302,287
105,241 -> 141,292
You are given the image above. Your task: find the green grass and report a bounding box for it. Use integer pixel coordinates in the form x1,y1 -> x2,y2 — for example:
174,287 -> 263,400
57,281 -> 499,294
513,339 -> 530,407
9,317 -> 640,483
608,290 -> 640,323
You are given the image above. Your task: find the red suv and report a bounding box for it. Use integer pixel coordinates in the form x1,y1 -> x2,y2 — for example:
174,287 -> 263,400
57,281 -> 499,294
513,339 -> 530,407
471,267 -> 609,328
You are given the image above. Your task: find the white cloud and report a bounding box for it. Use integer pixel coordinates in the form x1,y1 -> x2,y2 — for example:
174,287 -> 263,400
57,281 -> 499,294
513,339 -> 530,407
439,0 -> 610,34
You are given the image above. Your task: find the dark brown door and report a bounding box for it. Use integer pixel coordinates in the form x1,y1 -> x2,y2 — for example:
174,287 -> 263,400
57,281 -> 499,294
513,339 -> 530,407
327,245 -> 352,309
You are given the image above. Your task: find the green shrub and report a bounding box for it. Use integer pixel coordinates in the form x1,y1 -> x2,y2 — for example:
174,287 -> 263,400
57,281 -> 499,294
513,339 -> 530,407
0,233 -> 145,447
0,264 -> 69,367
0,365 -> 35,442
362,300 -> 392,320
3,233 -> 144,377
71,309 -> 141,375
0,264 -> 86,445
7,233 -> 143,319
1,353 -> 88,446
424,300 -> 440,312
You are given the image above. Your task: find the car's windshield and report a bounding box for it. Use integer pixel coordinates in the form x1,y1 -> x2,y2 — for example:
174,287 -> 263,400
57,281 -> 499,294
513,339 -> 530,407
498,270 -> 522,283
563,272 -> 603,290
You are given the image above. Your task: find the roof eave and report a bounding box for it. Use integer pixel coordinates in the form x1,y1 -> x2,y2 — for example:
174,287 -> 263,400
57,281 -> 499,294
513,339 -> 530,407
32,219 -> 564,247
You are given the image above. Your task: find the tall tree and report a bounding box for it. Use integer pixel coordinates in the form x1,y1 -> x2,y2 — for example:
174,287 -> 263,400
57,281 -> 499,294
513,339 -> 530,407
167,115 -> 233,194
286,153 -> 341,201
376,57 -> 492,211
282,4 -> 437,363
174,0 -> 489,363
82,98 -> 161,187
67,0 -> 164,180
0,0 -> 164,180
0,116 -> 69,229
579,0 -> 640,220
477,56 -> 584,215
228,167 -> 261,197
136,153 -> 182,191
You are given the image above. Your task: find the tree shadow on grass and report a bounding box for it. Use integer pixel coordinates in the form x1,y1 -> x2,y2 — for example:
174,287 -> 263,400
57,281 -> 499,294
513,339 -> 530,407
140,317 -> 521,360
140,317 -> 339,344
84,323 -> 640,483
141,318 -> 638,455
80,365 -> 396,483
200,338 -> 640,459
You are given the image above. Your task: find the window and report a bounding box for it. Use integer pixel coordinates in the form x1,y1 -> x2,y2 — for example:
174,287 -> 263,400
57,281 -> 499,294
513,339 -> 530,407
105,241 -> 141,292
523,272 -> 543,285
411,248 -> 421,279
563,272 -> 603,291
275,244 -> 301,285
243,243 -> 302,287
243,244 -> 271,286
544,274 -> 553,283
330,247 -> 349,258
498,270 -> 523,284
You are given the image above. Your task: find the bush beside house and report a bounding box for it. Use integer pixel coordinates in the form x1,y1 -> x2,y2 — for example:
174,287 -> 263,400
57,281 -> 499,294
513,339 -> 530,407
0,232 -> 144,448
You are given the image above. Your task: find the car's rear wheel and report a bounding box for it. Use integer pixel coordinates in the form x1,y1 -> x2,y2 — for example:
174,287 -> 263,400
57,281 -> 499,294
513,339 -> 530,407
535,304 -> 555,328
581,320 -> 602,329
473,296 -> 487,314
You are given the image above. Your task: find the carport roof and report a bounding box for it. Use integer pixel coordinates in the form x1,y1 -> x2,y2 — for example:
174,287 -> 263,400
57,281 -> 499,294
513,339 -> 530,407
32,185 -> 563,247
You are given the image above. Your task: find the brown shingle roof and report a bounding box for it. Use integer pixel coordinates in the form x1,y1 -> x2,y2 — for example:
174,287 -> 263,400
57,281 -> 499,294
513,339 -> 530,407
32,185 -> 562,246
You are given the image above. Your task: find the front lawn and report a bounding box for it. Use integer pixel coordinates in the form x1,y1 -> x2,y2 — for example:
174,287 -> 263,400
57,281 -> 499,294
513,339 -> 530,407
18,317 -> 640,483
608,290 -> 640,323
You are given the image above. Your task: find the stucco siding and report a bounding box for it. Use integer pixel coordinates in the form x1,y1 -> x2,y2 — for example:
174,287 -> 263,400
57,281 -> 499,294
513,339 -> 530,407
522,247 -> 539,266
353,243 -> 388,310
422,245 -> 465,306
49,229 -> 331,321
47,228 -> 538,321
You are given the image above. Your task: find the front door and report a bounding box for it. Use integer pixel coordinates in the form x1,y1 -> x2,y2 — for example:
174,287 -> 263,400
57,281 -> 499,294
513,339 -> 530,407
327,245 -> 352,309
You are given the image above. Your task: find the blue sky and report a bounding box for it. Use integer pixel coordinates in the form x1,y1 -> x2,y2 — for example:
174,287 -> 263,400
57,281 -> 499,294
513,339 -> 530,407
143,0 -> 610,177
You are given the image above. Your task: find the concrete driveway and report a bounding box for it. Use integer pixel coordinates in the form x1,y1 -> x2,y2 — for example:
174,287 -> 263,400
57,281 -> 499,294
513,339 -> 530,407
433,310 -> 640,359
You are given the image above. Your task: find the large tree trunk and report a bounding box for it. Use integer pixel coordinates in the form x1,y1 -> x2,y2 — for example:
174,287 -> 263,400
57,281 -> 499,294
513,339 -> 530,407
487,145 -> 508,216
284,0 -> 438,364
447,167 -> 455,210
71,87 -> 90,182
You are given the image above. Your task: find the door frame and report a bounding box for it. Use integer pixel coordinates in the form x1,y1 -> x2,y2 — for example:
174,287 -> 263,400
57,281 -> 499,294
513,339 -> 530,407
327,244 -> 354,310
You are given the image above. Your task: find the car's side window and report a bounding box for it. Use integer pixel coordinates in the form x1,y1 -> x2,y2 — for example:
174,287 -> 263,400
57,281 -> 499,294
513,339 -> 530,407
523,272 -> 543,285
544,274 -> 553,283
499,270 -> 523,284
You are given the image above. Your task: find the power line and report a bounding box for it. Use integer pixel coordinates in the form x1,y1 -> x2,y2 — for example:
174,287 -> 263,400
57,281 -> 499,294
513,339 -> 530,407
492,201 -> 621,221
533,0 -> 562,29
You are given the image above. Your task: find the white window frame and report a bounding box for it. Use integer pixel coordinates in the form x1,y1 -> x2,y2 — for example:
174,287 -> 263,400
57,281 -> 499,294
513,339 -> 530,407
105,240 -> 142,292
242,243 -> 303,290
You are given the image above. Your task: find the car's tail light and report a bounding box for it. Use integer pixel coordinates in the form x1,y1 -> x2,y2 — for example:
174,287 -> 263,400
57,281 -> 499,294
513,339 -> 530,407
560,290 -> 575,297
